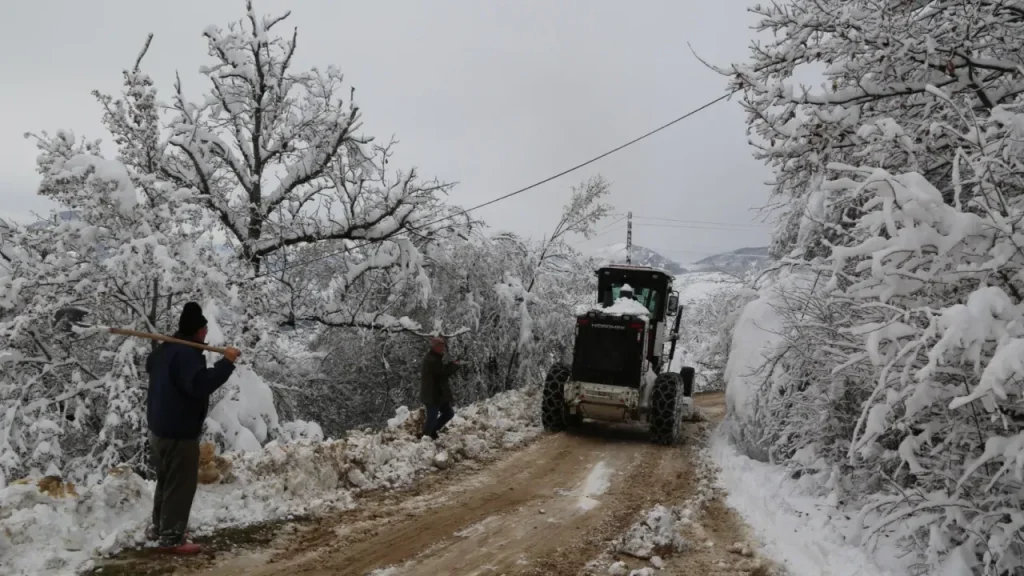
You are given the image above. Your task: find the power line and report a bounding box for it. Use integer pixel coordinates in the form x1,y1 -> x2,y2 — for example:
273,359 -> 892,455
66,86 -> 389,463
631,215 -> 772,229
646,246 -> 723,256
255,90 -> 736,278
592,224 -> 626,238
577,221 -> 768,242
631,222 -> 768,232
593,215 -> 627,234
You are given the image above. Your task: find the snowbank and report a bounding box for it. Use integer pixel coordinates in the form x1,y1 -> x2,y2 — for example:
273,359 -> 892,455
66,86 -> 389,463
724,270 -> 814,421
614,505 -> 690,559
0,386 -> 541,575
202,301 -> 284,453
206,366 -> 281,452
711,428 -> 913,576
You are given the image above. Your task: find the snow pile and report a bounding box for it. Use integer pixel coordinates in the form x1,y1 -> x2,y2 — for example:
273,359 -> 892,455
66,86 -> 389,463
387,406 -> 412,430
711,428 -> 912,576
201,302 -> 282,453
606,563 -> 657,576
613,504 -> 690,559
579,297 -> 651,318
724,270 -> 812,423
0,385 -> 541,575
206,366 -> 281,452
0,469 -> 150,576
277,420 -> 325,444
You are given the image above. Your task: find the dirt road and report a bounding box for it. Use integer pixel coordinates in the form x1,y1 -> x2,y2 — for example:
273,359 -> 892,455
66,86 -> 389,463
96,392 -> 768,576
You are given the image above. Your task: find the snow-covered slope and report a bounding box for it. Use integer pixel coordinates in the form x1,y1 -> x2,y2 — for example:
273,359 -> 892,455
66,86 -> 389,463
689,247 -> 769,276
591,243 -> 687,274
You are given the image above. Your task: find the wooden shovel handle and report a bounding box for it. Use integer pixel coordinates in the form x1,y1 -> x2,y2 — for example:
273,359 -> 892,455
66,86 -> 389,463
108,328 -> 230,355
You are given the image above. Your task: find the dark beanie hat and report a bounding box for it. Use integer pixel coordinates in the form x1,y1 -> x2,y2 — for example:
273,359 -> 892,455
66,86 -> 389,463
178,302 -> 208,336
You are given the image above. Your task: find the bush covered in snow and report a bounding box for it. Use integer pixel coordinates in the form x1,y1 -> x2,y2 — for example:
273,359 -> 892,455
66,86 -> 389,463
719,0 -> 1024,573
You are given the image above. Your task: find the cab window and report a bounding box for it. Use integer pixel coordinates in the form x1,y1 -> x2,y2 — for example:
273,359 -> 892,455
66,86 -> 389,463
610,284 -> 659,316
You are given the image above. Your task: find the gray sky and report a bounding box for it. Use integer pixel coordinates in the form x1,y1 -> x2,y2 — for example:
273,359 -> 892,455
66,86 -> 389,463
1,0 -> 772,264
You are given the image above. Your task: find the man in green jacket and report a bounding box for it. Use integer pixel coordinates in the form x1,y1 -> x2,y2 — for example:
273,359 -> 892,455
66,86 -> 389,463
421,337 -> 460,439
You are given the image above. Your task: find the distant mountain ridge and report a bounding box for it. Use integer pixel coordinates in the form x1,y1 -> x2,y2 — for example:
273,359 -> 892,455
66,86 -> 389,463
691,246 -> 770,275
590,243 -> 688,275
589,243 -> 772,277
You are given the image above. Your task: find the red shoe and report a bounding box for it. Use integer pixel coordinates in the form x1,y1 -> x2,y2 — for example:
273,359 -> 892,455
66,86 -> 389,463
159,542 -> 202,555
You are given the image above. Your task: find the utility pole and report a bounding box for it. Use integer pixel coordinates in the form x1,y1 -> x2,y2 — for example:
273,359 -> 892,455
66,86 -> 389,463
626,211 -> 633,264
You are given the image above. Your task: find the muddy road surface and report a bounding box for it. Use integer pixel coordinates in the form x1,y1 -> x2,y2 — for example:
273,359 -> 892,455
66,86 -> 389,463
95,392 -> 770,576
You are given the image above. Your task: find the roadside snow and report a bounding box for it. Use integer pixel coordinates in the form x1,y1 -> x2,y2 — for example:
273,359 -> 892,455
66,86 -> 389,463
711,428 -> 912,576
723,273 -> 809,422
614,504 -> 690,559
0,386 -> 542,576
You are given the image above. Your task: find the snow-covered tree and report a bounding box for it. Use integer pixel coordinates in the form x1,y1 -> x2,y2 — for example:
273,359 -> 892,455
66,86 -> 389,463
722,1 -> 1024,572
0,130 -> 229,482
298,180 -> 607,434
722,0 -> 1024,262
93,3 -> 453,335
0,2 -> 456,483
490,175 -> 610,388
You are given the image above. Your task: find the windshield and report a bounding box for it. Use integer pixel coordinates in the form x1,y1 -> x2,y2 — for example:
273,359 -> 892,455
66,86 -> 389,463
610,284 -> 659,316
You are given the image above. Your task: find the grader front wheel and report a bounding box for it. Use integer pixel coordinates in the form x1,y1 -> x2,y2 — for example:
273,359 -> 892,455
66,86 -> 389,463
541,364 -> 572,432
650,372 -> 683,445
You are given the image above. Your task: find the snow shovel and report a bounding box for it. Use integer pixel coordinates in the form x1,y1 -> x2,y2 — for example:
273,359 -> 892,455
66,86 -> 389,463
53,306 -> 233,354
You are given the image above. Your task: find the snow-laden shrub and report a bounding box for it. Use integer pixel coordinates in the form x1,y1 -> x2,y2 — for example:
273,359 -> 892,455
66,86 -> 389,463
721,0 -> 1024,572
728,108 -> 1024,575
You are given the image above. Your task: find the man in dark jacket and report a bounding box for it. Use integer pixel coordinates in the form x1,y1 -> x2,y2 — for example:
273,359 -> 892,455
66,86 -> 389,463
421,336 -> 460,439
144,302 -> 240,554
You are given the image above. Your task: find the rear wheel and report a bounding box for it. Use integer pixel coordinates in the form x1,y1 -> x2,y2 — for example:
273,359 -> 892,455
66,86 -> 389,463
650,372 -> 683,445
541,364 -> 571,432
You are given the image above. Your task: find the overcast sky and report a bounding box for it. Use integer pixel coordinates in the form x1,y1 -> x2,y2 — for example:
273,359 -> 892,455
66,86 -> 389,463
2,0 -> 773,263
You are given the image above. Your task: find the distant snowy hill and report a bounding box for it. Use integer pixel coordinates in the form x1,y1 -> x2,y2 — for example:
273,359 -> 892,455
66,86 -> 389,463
689,246 -> 770,276
591,243 -> 688,274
